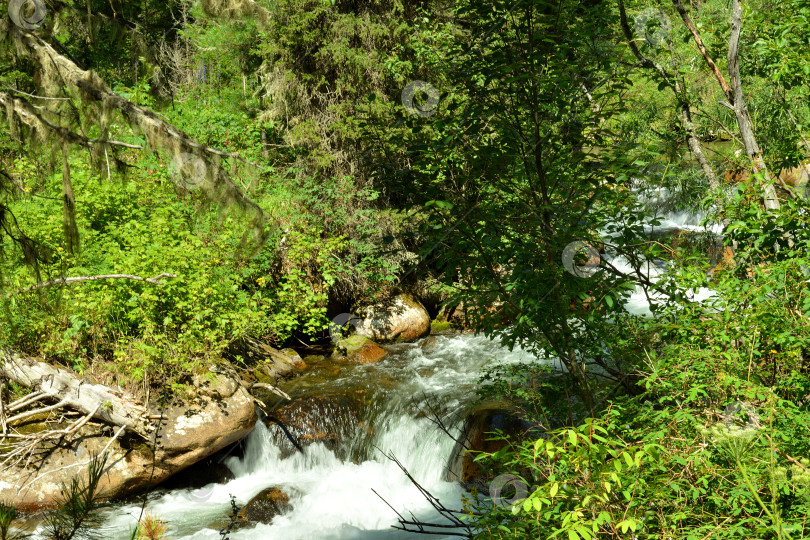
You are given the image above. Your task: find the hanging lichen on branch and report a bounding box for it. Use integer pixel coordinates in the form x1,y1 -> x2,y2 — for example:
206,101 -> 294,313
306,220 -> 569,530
0,19 -> 270,254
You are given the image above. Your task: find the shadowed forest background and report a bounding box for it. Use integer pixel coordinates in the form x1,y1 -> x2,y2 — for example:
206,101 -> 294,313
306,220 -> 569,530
1,0 -> 810,538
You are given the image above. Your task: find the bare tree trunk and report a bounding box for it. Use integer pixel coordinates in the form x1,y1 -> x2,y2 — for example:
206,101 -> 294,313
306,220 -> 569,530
61,147 -> 80,255
672,0 -> 780,211
86,0 -> 92,43
681,101 -> 720,192
726,0 -> 780,210
617,0 -> 720,194
0,351 -> 153,439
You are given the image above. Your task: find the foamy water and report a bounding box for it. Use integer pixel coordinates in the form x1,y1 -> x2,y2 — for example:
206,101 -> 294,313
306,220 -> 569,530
50,335 -> 548,540
23,188 -> 721,539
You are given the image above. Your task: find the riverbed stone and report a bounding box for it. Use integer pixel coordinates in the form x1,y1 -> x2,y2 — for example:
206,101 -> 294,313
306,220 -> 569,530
333,335 -> 387,364
1,373 -> 257,511
353,293 -> 430,342
238,486 -> 293,525
265,394 -> 361,458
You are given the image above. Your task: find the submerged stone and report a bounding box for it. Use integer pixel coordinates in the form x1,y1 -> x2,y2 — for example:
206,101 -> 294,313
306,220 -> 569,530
238,486 -> 293,525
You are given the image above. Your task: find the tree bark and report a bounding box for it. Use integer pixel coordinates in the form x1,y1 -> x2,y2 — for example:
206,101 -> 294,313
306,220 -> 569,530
672,0 -> 780,210
0,351 -> 153,439
681,101 -> 720,192
727,0 -> 780,210
616,0 -> 720,193
61,147 -> 80,255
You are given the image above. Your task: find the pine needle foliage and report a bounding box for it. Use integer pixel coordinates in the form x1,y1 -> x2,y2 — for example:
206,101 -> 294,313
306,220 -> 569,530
42,452 -> 112,540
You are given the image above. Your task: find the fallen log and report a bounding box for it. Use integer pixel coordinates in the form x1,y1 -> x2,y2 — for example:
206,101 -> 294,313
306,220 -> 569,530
0,350 -> 153,440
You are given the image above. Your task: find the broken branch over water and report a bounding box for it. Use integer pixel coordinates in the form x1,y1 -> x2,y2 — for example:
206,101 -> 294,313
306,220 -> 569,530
374,447 -> 474,538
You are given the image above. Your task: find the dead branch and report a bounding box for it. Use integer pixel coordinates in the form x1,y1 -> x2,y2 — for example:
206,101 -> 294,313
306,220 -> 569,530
4,398 -> 70,425
0,404 -> 102,471
251,382 -> 292,401
0,350 -> 153,440
7,390 -> 49,413
375,447 -> 474,537
13,272 -> 177,294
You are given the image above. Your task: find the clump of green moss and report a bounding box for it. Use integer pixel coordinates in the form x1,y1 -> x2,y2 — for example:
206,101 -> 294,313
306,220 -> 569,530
430,320 -> 458,333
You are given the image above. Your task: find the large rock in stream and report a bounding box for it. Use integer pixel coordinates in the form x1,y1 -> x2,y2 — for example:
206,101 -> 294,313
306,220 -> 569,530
1,372 -> 256,512
237,486 -> 293,525
353,293 -> 430,343
265,394 -> 362,458
332,335 -> 388,364
447,404 -> 536,491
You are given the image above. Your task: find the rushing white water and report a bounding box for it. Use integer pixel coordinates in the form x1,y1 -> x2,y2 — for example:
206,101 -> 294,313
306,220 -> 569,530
22,191 -> 718,539
62,334 -> 547,540
602,187 -> 723,316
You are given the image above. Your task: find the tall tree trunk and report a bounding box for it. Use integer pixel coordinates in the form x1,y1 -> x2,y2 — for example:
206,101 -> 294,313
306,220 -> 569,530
672,0 -> 780,211
617,0 -> 720,194
680,100 -> 720,192
727,0 -> 780,210
61,147 -> 80,255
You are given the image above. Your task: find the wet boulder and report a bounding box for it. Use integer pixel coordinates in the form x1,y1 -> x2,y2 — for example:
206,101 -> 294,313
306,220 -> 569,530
332,335 -> 387,364
353,294 -> 430,343
265,394 -> 361,458
238,486 -> 293,525
447,404 -> 536,491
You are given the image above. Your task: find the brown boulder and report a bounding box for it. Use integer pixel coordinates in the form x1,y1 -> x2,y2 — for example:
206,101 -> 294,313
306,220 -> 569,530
265,394 -> 361,458
447,405 -> 534,491
1,373 -> 256,511
353,294 -> 430,342
332,335 -> 387,364
238,486 -> 292,525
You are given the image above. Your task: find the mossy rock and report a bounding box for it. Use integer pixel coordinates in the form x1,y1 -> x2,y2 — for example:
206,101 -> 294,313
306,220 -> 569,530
237,486 -> 292,525
332,335 -> 387,364
430,319 -> 458,334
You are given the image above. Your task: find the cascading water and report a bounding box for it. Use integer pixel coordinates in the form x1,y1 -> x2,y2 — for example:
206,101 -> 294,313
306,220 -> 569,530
605,185 -> 723,315
23,192 -> 718,539
65,334 -> 547,540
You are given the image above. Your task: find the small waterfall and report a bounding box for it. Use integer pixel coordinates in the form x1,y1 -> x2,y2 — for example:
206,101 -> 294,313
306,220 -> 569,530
28,186 -> 717,539
78,334 -> 545,540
